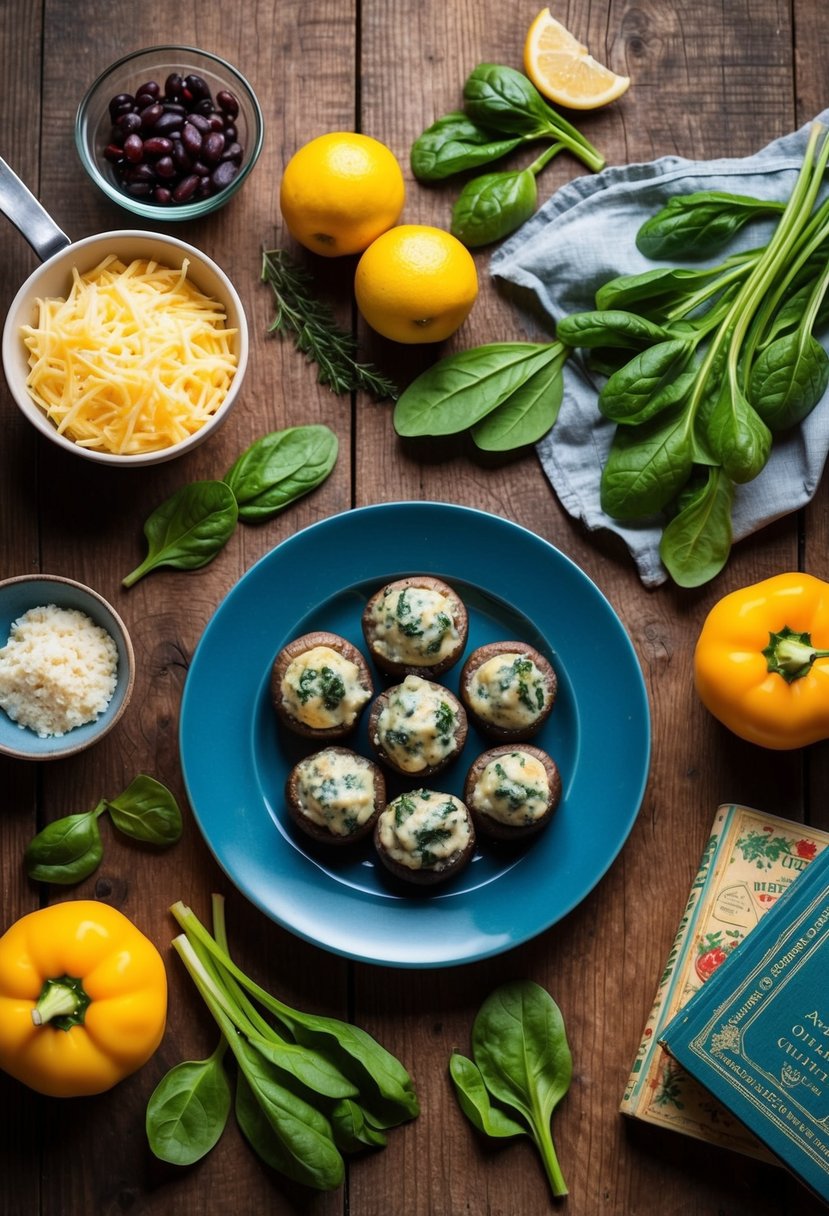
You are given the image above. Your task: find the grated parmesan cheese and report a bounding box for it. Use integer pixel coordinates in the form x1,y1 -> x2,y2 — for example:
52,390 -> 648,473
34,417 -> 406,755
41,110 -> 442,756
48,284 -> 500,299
0,604 -> 118,737
21,255 -> 238,455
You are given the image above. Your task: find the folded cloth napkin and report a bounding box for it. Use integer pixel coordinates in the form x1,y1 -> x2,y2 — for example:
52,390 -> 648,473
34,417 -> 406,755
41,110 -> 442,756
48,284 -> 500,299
491,111 -> 829,587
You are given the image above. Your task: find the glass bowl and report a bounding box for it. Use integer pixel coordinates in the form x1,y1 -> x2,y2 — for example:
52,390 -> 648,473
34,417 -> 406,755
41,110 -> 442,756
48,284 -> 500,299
0,575 -> 136,761
75,45 -> 264,221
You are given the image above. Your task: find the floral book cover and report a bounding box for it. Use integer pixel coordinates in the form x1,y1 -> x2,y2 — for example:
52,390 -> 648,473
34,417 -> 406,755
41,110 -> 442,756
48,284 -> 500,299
621,803 -> 829,1161
659,832 -> 829,1204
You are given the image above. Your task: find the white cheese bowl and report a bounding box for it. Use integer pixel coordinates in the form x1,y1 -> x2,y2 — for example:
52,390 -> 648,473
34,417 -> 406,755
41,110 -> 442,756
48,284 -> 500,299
1,227 -> 248,467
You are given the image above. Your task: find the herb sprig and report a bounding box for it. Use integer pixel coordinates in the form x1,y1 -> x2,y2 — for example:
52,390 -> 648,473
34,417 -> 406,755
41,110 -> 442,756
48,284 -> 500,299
262,248 -> 398,401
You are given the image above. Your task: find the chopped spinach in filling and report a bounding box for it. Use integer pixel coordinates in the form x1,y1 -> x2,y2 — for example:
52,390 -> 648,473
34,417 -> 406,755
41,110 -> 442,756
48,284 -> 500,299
376,675 -> 459,772
370,585 -> 459,665
297,664 -> 346,710
381,789 -> 469,869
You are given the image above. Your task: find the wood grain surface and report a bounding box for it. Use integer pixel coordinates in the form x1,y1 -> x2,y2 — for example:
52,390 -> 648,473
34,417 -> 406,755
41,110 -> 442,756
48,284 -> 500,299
1,2 -> 828,1213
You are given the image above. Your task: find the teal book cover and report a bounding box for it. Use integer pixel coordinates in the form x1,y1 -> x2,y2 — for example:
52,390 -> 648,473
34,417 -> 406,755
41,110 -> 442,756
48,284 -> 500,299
659,840 -> 829,1204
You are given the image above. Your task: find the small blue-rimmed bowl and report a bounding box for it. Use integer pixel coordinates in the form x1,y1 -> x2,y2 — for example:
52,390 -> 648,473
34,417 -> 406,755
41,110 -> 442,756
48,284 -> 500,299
0,575 -> 135,761
75,45 -> 264,220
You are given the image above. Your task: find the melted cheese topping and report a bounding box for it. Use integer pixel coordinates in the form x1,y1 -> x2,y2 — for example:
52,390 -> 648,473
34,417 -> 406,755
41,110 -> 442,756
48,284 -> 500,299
469,751 -> 551,825
367,584 -> 459,666
374,674 -> 459,772
466,652 -> 549,730
377,790 -> 471,871
292,749 -> 377,836
281,645 -> 370,729
22,255 -> 238,455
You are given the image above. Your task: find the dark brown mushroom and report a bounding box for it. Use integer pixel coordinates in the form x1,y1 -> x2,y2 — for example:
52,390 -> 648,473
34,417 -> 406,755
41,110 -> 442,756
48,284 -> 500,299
459,640 -> 557,741
362,575 -> 468,679
271,630 -> 373,740
367,674 -> 468,777
463,743 -> 561,841
285,746 -> 386,846
373,789 -> 476,886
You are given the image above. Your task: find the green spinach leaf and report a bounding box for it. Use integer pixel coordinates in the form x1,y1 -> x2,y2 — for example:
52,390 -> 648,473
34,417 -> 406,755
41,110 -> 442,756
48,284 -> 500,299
449,1052 -> 525,1138
659,466 -> 734,587
233,1036 -> 344,1190
24,806 -> 106,885
471,350 -> 565,450
598,339 -> 698,425
556,309 -> 675,351
703,380 -> 772,483
462,64 -> 604,172
145,1044 -> 231,1166
410,112 -> 527,181
749,330 -> 829,432
394,342 -> 563,439
24,775 -> 183,885
600,406 -> 695,519
106,774 -> 183,846
224,424 -> 338,522
636,191 -> 785,260
451,167 -> 538,247
452,980 -> 572,1197
122,480 -> 238,588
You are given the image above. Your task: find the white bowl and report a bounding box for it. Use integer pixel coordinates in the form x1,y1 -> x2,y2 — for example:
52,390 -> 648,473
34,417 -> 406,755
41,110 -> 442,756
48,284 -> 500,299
1,229 -> 248,467
0,575 -> 136,761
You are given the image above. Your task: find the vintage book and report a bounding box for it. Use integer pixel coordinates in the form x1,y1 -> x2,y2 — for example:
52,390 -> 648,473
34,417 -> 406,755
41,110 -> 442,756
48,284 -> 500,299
621,803 -> 829,1161
659,836 -> 829,1205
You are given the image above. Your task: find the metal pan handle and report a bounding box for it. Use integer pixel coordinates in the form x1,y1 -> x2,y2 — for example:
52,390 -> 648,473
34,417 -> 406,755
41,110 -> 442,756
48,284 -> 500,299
0,158 -> 71,262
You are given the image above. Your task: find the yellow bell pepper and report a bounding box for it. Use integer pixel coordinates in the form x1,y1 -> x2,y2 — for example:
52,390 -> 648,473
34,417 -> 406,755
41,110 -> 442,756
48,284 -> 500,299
0,900 -> 167,1097
694,572 -> 829,749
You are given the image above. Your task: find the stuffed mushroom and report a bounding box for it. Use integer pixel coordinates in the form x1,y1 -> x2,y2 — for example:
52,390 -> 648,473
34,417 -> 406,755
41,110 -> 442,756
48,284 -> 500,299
464,743 -> 561,841
374,788 -> 475,886
459,640 -> 556,741
271,630 -> 373,740
368,673 -> 467,777
285,747 -> 386,845
362,575 -> 468,679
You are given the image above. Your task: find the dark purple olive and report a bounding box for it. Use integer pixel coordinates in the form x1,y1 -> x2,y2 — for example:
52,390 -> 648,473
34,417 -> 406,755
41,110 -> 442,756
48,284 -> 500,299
101,68 -> 248,207
108,92 -> 135,121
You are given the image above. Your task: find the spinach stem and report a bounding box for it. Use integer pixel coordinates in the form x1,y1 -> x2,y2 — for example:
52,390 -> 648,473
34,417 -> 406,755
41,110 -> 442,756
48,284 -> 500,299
532,1115 -> 568,1197
725,123 -> 829,389
541,111 -> 604,172
528,141 -> 564,176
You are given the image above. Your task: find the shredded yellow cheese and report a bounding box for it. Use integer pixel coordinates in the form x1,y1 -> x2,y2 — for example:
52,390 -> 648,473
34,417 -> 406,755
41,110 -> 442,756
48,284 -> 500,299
22,255 -> 239,455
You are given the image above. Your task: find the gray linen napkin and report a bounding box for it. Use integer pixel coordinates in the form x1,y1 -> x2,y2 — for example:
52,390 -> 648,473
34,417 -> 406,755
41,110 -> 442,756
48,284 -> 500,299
491,112 -> 829,586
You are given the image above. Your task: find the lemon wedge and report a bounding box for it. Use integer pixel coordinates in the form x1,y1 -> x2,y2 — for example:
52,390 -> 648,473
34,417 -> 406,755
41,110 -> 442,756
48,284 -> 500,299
524,8 -> 631,109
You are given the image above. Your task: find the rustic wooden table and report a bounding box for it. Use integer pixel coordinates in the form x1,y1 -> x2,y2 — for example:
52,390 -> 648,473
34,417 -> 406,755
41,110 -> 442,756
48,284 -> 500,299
2,1 -> 829,1213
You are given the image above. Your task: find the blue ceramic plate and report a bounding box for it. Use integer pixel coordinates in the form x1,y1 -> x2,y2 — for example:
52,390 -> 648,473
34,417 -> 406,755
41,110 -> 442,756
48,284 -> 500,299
180,502 -> 650,968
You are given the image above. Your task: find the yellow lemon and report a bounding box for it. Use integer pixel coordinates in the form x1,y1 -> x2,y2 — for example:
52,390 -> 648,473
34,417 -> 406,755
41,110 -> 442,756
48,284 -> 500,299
355,226 -> 478,345
524,8 -> 630,109
279,132 -> 406,257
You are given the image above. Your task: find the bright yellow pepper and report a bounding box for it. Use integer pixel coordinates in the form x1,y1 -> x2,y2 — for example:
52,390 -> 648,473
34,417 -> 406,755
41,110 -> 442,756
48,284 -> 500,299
694,572 -> 829,750
0,900 -> 167,1097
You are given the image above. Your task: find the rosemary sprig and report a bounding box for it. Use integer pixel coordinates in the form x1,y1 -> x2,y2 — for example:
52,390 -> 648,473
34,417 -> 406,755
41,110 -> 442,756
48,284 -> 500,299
261,247 -> 399,401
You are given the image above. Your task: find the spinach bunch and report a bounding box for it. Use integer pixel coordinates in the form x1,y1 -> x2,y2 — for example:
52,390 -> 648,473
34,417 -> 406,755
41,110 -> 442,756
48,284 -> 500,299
123,424 -> 338,586
450,980 -> 572,1198
411,64 -> 605,248
558,122 -> 829,587
147,896 -> 418,1188
394,340 -> 568,451
24,774 -> 182,884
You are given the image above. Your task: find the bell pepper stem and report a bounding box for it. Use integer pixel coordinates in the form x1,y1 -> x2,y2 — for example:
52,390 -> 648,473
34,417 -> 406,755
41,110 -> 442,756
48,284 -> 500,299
31,975 -> 90,1028
763,626 -> 829,683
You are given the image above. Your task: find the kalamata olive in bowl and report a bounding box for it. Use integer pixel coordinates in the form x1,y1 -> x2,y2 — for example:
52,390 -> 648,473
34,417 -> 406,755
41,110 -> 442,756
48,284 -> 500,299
75,46 -> 264,220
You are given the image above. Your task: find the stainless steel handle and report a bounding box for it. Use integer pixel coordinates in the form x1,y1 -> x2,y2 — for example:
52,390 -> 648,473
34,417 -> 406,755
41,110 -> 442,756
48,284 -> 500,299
0,157 -> 71,262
